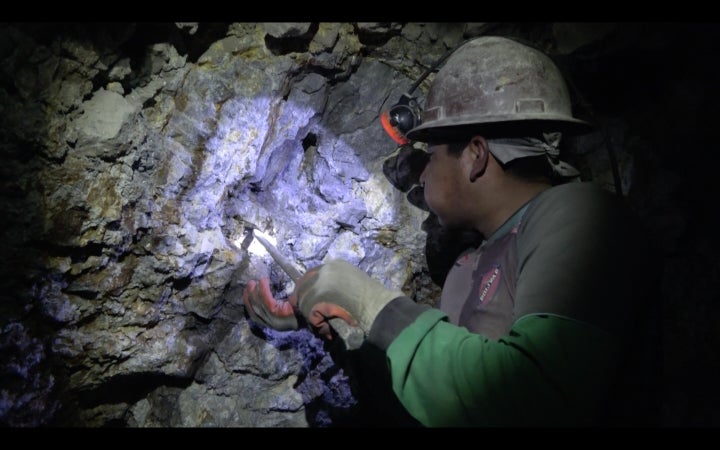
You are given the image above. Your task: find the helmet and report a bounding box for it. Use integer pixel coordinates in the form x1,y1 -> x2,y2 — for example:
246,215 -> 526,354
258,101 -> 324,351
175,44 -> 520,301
406,36 -> 591,143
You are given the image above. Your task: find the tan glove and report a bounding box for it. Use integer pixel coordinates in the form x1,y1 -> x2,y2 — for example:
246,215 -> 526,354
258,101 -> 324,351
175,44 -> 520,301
291,259 -> 405,339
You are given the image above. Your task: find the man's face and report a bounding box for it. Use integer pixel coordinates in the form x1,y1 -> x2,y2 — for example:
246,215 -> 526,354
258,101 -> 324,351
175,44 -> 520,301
419,143 -> 472,228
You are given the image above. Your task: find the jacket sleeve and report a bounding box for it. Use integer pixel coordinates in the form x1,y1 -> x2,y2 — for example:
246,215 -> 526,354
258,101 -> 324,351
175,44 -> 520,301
368,301 -> 619,426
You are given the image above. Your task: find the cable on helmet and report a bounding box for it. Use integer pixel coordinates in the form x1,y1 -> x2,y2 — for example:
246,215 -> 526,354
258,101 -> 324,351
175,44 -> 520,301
380,43 -> 459,145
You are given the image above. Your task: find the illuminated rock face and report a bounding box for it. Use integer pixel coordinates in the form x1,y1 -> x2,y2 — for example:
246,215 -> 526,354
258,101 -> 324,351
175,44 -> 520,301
0,23 -> 453,426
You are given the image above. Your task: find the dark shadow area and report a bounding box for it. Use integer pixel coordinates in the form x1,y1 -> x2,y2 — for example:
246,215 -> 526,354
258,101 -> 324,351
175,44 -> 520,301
326,342 -> 422,428
264,23 -> 319,56
51,372 -> 193,427
354,23 -> 403,48
76,372 -> 193,408
0,24 -> 68,428
560,23 -> 720,426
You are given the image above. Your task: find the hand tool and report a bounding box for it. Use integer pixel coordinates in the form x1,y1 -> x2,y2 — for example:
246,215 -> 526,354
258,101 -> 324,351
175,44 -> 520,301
250,228 -> 365,350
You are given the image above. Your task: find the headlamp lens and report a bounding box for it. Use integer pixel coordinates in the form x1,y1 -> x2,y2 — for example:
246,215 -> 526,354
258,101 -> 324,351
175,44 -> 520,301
381,94 -> 421,145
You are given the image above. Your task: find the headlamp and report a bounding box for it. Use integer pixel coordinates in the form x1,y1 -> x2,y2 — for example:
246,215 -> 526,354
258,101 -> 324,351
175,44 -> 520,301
380,93 -> 421,145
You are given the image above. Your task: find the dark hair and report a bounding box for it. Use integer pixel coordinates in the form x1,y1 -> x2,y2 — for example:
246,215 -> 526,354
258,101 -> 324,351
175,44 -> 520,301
446,141 -> 467,156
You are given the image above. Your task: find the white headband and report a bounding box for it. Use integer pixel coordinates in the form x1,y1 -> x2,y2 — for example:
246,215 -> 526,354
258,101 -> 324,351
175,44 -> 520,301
487,132 -> 580,178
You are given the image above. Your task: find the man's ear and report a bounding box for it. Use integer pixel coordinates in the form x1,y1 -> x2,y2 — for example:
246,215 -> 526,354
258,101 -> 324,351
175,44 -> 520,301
468,136 -> 489,182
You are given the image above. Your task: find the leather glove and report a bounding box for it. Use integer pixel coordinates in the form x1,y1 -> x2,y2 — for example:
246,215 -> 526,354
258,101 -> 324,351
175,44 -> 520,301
243,277 -> 299,331
292,259 -> 405,340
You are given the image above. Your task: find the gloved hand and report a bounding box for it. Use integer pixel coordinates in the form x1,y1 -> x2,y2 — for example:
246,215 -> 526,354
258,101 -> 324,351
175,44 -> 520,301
243,277 -> 299,331
291,259 -> 405,340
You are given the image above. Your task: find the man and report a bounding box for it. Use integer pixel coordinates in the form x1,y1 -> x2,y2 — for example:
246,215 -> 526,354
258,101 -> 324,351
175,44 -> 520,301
244,36 -> 657,426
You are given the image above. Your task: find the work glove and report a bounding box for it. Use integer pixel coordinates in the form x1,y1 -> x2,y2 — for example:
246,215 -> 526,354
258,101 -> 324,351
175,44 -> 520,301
243,277 -> 299,331
292,259 -> 405,340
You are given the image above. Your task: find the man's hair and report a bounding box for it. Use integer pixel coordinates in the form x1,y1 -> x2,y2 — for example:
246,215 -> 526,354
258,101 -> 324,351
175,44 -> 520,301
446,141 -> 468,157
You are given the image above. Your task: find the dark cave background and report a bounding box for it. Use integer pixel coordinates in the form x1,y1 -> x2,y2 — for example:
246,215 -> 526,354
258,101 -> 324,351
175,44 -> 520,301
1,22 -> 719,427
568,24 -> 720,426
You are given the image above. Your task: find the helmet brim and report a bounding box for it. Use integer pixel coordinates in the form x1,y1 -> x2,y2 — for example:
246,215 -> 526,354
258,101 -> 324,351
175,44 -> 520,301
406,116 -> 594,143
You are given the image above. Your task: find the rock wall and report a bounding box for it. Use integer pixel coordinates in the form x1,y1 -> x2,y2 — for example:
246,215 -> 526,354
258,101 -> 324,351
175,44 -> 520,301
0,22 -> 456,427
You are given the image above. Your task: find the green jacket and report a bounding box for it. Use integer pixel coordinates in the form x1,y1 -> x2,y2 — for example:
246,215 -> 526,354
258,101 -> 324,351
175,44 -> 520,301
367,182 -> 655,426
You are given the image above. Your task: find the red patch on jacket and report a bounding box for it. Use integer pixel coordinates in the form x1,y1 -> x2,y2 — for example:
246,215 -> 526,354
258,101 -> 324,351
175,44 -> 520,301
477,264 -> 501,304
